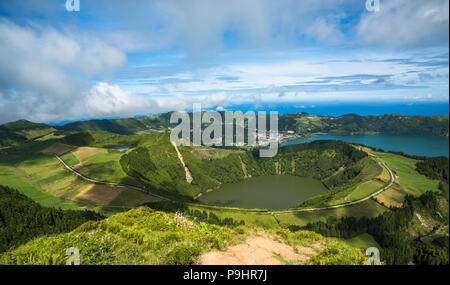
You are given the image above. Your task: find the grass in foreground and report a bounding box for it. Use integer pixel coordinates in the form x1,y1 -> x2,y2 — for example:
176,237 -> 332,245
0,207 -> 366,265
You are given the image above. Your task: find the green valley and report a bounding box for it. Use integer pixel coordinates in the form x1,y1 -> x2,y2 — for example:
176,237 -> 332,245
0,112 -> 448,265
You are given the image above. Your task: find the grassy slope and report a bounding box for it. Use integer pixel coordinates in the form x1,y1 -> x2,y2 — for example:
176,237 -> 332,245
0,154 -> 85,210
68,147 -> 130,183
0,145 -> 160,214
0,207 -> 365,265
274,200 -> 387,227
367,149 -> 441,207
347,180 -> 384,201
3,154 -> 89,200
0,120 -> 56,147
340,233 -> 380,250
302,156 -> 384,207
375,151 -> 440,195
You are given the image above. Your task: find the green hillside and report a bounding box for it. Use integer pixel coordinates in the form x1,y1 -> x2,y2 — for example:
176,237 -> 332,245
0,206 -> 366,265
279,113 -> 449,136
0,120 -> 56,147
58,113 -> 173,135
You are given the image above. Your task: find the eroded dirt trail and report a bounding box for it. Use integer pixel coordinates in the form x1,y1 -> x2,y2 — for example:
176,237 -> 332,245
199,234 -> 314,265
171,141 -> 193,184
415,212 -> 429,228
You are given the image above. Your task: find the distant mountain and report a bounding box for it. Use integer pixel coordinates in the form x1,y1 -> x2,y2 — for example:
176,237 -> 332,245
0,120 -> 55,147
278,113 -> 449,137
2,119 -> 50,131
58,112 -> 449,137
1,113 -> 448,148
57,113 -> 173,135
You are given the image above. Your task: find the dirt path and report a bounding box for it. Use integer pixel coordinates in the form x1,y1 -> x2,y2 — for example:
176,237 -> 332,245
415,212 -> 428,228
199,234 -> 313,265
171,141 -> 193,184
238,155 -> 249,178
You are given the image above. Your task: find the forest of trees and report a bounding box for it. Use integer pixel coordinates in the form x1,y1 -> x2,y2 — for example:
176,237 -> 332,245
0,185 -> 105,253
416,157 -> 449,182
416,156 -> 449,199
292,191 -> 449,265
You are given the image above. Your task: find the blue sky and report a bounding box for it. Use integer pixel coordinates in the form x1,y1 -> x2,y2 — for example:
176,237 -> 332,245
0,0 -> 448,123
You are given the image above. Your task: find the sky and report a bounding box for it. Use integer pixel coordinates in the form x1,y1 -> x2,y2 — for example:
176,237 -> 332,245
0,0 -> 448,124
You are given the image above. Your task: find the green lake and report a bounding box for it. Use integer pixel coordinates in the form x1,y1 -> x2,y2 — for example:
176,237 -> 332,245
198,175 -> 327,210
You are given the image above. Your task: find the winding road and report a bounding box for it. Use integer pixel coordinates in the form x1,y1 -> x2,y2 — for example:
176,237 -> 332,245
54,154 -> 172,202
54,153 -> 394,215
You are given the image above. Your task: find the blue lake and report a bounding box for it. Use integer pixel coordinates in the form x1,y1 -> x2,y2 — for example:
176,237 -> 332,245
282,134 -> 449,157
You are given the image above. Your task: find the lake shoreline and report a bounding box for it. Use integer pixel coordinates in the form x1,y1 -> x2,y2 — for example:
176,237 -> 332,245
198,175 -> 328,210
281,133 -> 449,158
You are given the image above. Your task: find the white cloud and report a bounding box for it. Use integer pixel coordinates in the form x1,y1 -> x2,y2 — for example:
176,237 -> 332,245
75,0 -> 361,56
0,19 -> 127,123
204,92 -> 228,106
357,0 -> 449,47
0,77 -> 233,123
114,48 -> 448,111
305,17 -> 345,44
0,19 -> 126,88
0,1 -> 448,124
82,82 -> 155,117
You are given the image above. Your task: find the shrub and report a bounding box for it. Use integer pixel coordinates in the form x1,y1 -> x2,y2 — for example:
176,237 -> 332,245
234,225 -> 246,234
276,229 -> 290,239
211,235 -> 224,250
164,245 -> 201,265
